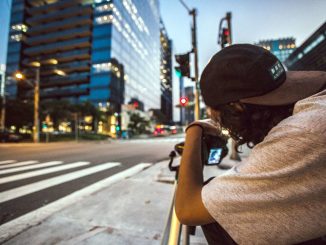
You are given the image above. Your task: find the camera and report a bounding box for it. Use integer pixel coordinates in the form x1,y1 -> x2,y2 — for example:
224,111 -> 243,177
201,134 -> 228,165
173,134 -> 228,166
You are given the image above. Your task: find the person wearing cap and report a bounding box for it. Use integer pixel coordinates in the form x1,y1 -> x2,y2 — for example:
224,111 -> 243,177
175,44 -> 326,244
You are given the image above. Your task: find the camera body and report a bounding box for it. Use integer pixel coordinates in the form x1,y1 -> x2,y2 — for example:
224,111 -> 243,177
202,134 -> 228,165
173,134 -> 228,166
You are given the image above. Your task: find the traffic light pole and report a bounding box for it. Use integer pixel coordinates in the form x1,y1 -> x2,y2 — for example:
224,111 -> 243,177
179,0 -> 200,121
0,74 -> 6,131
33,67 -> 40,143
190,9 -> 200,121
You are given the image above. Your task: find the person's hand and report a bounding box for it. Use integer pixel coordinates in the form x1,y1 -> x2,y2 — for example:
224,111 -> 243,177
185,119 -> 221,136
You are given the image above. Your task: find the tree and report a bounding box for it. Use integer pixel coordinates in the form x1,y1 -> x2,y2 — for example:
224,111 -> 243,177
128,113 -> 150,135
5,99 -> 33,132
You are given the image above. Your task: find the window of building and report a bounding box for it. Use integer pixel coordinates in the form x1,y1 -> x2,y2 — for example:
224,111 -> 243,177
93,25 -> 112,38
92,49 -> 111,62
90,74 -> 111,87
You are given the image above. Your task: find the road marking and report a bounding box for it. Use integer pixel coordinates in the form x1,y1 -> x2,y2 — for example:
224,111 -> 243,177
0,162 -> 120,203
0,160 -> 16,165
0,161 -> 63,175
0,163 -> 151,243
0,161 -> 38,170
0,162 -> 90,184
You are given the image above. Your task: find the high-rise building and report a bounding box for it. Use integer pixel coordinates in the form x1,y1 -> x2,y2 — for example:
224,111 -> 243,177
6,0 -> 161,116
159,19 -> 173,123
285,22 -> 326,71
256,38 -> 296,63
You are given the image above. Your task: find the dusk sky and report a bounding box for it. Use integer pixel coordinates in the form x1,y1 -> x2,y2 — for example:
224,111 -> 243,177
1,0 -> 325,119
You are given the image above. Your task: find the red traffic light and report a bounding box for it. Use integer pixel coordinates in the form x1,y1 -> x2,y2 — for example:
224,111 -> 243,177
180,96 -> 189,106
223,28 -> 230,36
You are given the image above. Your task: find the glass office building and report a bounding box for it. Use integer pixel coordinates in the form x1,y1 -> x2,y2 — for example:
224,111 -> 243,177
285,22 -> 326,71
6,0 -> 161,115
256,38 -> 296,63
159,19 -> 173,123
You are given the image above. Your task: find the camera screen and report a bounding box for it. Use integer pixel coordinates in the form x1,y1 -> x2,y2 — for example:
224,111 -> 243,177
208,148 -> 222,165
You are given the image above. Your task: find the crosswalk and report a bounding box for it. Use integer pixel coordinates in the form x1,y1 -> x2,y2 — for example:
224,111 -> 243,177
0,159 -> 152,228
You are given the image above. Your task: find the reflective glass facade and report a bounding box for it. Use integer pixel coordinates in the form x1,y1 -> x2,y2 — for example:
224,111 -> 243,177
6,0 -> 161,113
160,20 -> 173,123
285,22 -> 326,71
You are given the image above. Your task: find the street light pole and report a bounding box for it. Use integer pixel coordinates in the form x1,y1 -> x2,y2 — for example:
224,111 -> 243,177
190,9 -> 200,121
33,67 -> 40,143
0,74 -> 6,131
179,0 -> 200,121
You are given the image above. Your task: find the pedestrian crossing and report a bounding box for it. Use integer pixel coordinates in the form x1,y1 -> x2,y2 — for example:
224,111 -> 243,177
0,159 -> 152,243
0,160 -> 151,222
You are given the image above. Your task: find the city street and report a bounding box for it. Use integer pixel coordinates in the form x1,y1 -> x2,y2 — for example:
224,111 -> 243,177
0,136 -> 184,226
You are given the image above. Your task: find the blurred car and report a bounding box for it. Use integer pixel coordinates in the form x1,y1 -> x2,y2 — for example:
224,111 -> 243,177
153,125 -> 171,137
0,130 -> 22,143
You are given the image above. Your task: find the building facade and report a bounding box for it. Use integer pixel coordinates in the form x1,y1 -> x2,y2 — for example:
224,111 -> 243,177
285,22 -> 326,71
159,19 -> 173,123
256,38 -> 296,63
6,0 -> 161,114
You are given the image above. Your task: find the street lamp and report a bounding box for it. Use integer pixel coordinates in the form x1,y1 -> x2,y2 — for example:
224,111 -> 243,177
14,67 -> 40,143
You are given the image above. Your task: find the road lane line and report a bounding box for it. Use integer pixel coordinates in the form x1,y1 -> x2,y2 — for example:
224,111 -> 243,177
0,162 -> 91,184
0,163 -> 151,243
0,162 -> 120,203
0,161 -> 38,170
0,161 -> 16,165
0,161 -> 63,175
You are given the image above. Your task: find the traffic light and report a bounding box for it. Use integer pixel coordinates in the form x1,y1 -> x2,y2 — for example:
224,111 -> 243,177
221,28 -> 230,48
175,67 -> 182,78
180,96 -> 189,107
175,53 -> 190,78
115,125 -> 120,131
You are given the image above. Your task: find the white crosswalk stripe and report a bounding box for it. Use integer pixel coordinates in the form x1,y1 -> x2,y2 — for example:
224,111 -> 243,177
0,161 -> 38,170
0,161 -> 63,175
0,163 -> 151,243
0,162 -> 90,184
0,160 -> 16,165
0,162 -> 120,203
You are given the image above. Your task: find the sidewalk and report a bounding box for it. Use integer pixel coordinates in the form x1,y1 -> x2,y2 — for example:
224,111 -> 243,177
2,148 -> 249,245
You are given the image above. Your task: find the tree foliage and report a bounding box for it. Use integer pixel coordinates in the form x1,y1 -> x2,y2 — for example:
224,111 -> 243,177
128,113 -> 150,135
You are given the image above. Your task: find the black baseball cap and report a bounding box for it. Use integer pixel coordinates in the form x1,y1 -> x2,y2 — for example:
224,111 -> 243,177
200,44 -> 326,107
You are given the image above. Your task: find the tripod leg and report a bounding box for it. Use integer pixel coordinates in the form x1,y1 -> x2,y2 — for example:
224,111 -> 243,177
181,225 -> 190,245
168,202 -> 182,245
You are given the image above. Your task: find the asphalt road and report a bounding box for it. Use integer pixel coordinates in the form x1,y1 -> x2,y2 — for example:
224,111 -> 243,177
0,136 -> 184,225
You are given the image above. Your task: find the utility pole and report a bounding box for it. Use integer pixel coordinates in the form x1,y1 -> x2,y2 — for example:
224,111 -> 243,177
179,0 -> 200,121
190,9 -> 200,121
33,67 -> 40,143
218,12 -> 241,161
0,69 -> 6,131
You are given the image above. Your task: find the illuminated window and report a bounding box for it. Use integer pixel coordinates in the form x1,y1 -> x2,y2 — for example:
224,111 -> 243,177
95,15 -> 113,24
11,23 -> 28,32
10,34 -> 23,42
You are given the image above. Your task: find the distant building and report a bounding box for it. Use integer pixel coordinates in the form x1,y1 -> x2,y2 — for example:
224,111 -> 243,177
6,0 -> 161,112
6,0 -> 161,135
160,19 -> 173,123
256,38 -> 296,63
285,22 -> 326,71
